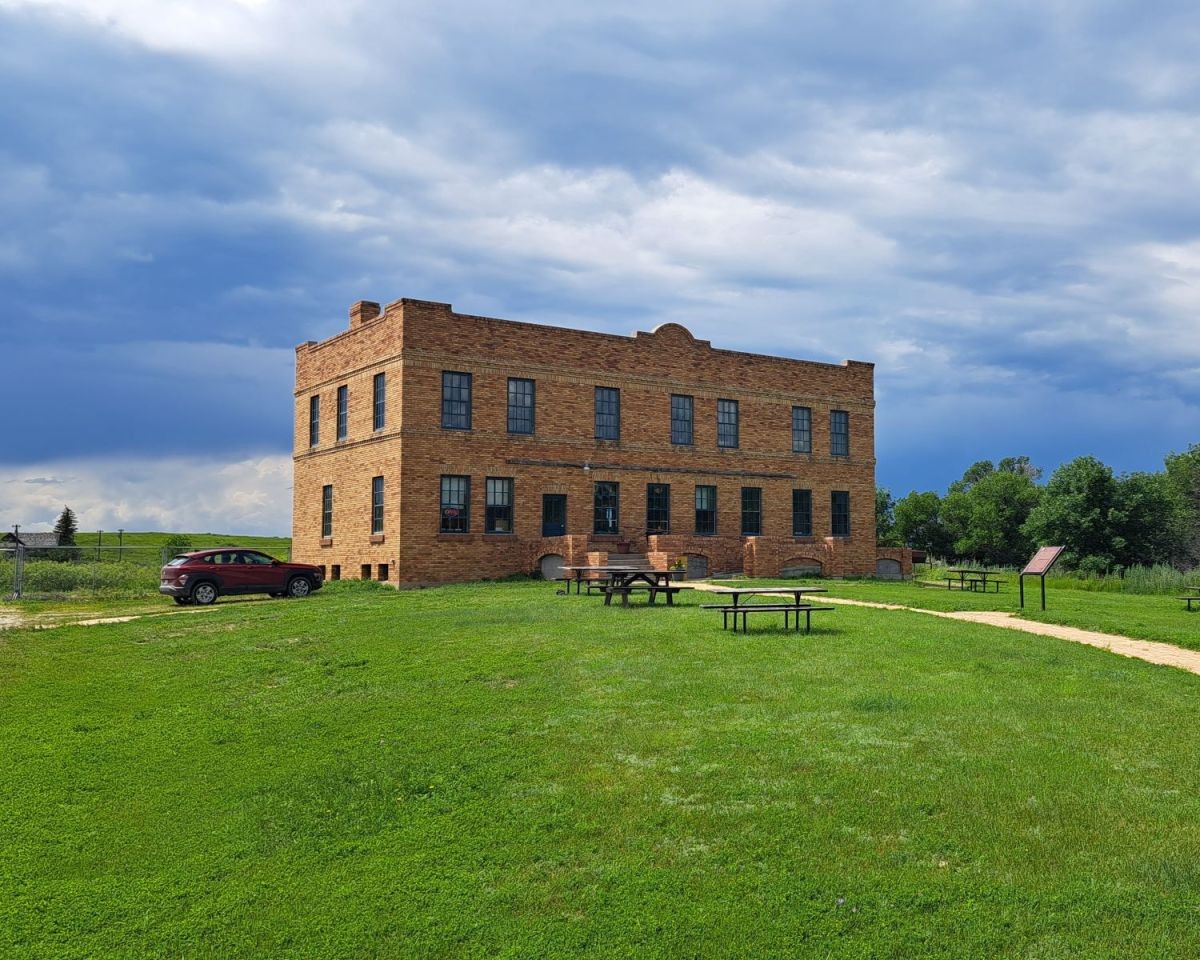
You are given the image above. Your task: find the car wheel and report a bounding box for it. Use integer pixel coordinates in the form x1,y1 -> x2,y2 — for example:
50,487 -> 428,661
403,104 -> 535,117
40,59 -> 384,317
191,582 -> 219,606
173,597 -> 191,606
286,576 -> 312,598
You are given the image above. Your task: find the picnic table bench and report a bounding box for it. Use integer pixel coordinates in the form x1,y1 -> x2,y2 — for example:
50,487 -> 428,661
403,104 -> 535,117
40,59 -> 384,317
700,586 -> 832,633
603,569 -> 688,607
557,565 -> 639,595
1180,594 -> 1200,612
944,569 -> 1006,593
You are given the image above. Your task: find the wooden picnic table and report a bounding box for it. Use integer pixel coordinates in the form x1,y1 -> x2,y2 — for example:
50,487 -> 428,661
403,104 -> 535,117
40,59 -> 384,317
603,568 -> 689,607
945,569 -> 1006,593
558,565 -> 640,595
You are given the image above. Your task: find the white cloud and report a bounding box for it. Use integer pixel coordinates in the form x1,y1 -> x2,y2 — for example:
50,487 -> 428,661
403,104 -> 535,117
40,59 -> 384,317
0,454 -> 291,535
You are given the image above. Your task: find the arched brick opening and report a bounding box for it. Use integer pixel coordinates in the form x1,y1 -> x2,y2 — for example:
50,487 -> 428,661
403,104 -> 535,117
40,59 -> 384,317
781,556 -> 824,578
537,553 -> 566,581
875,557 -> 903,579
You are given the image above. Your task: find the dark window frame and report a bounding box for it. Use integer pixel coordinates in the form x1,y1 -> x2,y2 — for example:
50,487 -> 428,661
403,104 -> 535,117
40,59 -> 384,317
792,488 -> 812,537
336,385 -> 348,441
831,410 -> 850,457
593,481 -> 620,535
485,477 -> 514,534
741,486 -> 762,536
595,387 -> 621,441
670,394 -> 694,446
440,475 -> 471,533
832,490 -> 851,537
792,406 -> 812,454
646,483 -> 671,535
695,484 -> 717,536
441,371 -> 473,431
373,373 -> 386,431
507,378 -> 535,435
371,475 -> 384,535
718,399 -> 739,449
308,395 -> 320,447
321,484 -> 333,538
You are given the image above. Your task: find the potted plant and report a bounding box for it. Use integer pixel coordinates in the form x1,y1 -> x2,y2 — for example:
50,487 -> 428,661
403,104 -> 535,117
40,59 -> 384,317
672,556 -> 688,580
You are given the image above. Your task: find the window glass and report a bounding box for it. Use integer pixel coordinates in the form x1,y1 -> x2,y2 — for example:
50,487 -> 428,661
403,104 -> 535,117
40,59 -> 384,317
695,485 -> 717,535
308,395 -> 320,447
373,373 -> 386,431
442,372 -> 472,430
646,483 -> 671,534
486,477 -> 514,533
670,395 -> 693,445
507,378 -> 535,434
593,481 -> 620,534
440,475 -> 470,533
792,406 -> 812,454
321,484 -> 333,538
718,399 -> 739,448
741,486 -> 762,536
372,476 -> 384,535
595,387 -> 620,440
832,490 -> 851,536
792,489 -> 812,537
831,410 -> 850,457
336,385 -> 348,440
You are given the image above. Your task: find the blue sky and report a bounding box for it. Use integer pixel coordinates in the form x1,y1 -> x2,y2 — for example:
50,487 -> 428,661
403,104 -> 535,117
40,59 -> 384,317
2,0 -> 1199,534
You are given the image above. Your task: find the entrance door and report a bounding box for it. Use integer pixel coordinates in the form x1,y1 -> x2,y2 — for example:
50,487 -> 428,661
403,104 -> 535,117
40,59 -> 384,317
542,494 -> 566,537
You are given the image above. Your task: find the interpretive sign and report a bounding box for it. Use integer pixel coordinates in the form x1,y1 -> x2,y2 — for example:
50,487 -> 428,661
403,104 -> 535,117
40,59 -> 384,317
1020,546 -> 1065,610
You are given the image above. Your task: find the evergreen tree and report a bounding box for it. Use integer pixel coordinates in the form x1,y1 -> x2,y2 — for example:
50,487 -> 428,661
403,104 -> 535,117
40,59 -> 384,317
52,506 -> 78,546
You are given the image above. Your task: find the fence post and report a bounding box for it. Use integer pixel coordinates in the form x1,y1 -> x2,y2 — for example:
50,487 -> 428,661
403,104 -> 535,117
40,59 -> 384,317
13,544 -> 24,600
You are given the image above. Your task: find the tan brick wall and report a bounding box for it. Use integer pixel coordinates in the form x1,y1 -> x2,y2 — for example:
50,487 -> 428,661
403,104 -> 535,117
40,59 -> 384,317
293,298 -> 879,585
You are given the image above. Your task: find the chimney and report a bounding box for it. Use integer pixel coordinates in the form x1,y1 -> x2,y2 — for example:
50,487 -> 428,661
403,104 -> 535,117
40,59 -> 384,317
349,300 -> 382,328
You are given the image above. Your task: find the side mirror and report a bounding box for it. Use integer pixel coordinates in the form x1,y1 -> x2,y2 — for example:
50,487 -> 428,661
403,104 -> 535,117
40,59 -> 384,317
272,559 -> 281,566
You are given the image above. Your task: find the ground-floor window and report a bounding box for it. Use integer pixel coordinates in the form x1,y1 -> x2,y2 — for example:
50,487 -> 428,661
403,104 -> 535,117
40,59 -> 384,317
594,481 -> 619,535
361,564 -> 371,580
646,483 -> 670,534
371,476 -> 384,534
377,563 -> 389,581
321,485 -> 333,538
831,490 -> 851,537
440,475 -> 470,533
741,487 -> 762,536
695,485 -> 717,535
486,477 -> 514,534
792,489 -> 812,537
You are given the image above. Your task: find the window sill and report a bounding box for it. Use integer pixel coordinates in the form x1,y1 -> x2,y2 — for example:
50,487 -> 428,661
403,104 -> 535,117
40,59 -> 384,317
370,534 -> 385,544
436,533 -> 475,542
319,538 -> 332,548
792,535 -> 815,543
484,532 -> 515,539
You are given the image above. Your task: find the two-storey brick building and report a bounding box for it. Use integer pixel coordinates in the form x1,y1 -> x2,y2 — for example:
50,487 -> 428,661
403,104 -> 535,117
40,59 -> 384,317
293,298 -> 905,585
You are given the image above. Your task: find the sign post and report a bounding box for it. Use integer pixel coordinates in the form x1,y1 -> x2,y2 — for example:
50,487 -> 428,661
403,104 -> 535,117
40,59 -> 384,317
1019,546 -> 1065,611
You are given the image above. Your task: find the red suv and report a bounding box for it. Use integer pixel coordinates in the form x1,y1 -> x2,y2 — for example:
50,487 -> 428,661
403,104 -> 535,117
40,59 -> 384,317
160,549 -> 324,605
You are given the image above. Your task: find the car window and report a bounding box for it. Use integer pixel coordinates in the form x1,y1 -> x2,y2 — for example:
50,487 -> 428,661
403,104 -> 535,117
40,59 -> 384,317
166,556 -> 190,567
243,552 -> 274,565
213,552 -> 238,565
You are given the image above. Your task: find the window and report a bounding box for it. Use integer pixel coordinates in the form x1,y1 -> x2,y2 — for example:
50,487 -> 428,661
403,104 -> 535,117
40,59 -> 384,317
507,378 -> 535,434
792,406 -> 812,454
593,481 -> 620,535
336,385 -> 348,440
832,491 -> 851,537
486,477 -> 514,534
741,486 -> 762,536
308,395 -> 320,447
373,373 -> 386,431
695,485 -> 717,535
670,395 -> 693,445
595,387 -> 620,440
440,475 -> 470,533
718,399 -> 739,449
646,483 -> 671,534
331,564 -> 341,581
442,371 -> 472,430
321,484 -> 333,538
377,563 -> 388,581
831,410 -> 849,457
361,564 -> 372,580
792,489 -> 812,537
371,476 -> 384,535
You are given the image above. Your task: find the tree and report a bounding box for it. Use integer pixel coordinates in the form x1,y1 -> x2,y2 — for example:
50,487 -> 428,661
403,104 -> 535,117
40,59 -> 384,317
53,506 -> 77,547
162,534 -> 194,558
1164,443 -> 1200,568
998,455 -> 1042,481
949,460 -> 995,493
944,470 -> 1040,566
1021,456 -> 1120,570
875,488 -> 900,546
893,491 -> 954,557
1112,471 -> 1186,568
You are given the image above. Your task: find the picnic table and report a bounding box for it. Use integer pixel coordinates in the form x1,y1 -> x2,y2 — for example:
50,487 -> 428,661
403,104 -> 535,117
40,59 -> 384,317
603,568 -> 689,607
700,586 -> 832,633
1180,591 -> 1200,612
945,569 -> 1006,593
557,565 -> 639,595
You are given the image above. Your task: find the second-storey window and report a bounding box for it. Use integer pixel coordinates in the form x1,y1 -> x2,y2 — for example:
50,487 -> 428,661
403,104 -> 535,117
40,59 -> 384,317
336,385 -> 348,440
741,486 -> 762,536
792,406 -> 812,454
695,485 -> 717,535
373,373 -> 386,431
321,484 -> 333,538
593,481 -> 620,534
442,372 -> 472,430
308,395 -> 320,447
507,378 -> 535,434
670,395 -> 693,445
646,483 -> 671,534
486,477 -> 514,534
792,489 -> 812,537
595,387 -> 620,440
371,476 -> 384,534
832,490 -> 851,537
440,475 -> 470,533
718,399 -> 739,448
831,410 -> 850,457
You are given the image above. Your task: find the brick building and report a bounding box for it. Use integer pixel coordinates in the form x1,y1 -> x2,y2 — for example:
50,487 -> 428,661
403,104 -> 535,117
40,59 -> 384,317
293,298 -> 907,585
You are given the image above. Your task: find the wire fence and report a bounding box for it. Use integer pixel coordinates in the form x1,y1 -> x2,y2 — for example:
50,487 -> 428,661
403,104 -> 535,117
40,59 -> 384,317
1,543 -> 291,601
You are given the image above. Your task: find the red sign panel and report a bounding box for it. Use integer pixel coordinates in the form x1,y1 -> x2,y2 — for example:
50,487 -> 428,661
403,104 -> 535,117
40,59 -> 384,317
1021,546 -> 1065,576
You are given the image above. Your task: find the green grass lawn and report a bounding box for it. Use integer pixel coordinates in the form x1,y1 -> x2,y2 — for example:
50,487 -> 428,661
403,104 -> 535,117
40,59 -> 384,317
815,579 -> 1200,651
3,581 -> 1200,958
73,531 -> 293,563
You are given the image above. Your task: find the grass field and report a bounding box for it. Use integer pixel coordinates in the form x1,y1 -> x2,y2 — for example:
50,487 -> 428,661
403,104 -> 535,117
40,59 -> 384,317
4,580 -> 1200,958
73,531 -> 293,562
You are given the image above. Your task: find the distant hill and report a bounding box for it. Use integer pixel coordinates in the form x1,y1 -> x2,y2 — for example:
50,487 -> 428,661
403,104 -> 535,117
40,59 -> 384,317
75,531 -> 292,561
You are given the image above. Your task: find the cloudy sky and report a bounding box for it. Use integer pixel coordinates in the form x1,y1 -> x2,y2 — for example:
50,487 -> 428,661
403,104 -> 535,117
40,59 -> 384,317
2,0 -> 1199,534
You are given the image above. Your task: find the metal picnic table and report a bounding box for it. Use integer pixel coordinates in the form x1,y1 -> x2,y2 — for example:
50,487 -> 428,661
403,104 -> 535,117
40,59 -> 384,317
700,585 -> 831,632
603,568 -> 689,607
945,569 -> 1006,593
